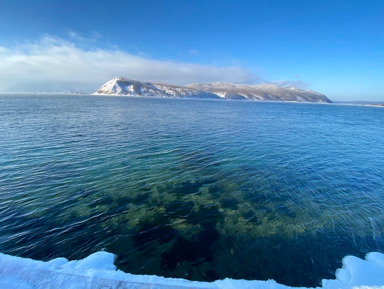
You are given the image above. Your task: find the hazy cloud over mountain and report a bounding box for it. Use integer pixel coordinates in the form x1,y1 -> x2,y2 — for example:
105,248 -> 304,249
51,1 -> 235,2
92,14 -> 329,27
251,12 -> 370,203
0,36 -> 255,93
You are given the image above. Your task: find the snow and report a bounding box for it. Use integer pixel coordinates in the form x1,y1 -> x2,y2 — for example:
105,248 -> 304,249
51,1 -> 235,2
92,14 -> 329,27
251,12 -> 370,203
1,251 -> 384,289
93,78 -> 330,102
213,92 -> 228,98
322,253 -> 384,288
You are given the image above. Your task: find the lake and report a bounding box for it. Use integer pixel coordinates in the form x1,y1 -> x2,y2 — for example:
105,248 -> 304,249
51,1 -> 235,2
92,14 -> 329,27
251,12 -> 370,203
0,94 -> 383,287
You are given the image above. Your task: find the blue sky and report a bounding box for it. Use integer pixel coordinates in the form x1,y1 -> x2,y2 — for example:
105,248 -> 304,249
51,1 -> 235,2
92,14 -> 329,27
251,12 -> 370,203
0,0 -> 383,101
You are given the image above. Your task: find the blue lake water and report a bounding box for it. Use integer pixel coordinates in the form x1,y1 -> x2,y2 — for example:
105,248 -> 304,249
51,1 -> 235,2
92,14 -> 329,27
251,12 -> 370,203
0,95 -> 384,287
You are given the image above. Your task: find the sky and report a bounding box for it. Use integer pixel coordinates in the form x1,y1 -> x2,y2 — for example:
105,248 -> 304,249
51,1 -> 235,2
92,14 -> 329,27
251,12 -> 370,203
0,0 -> 383,101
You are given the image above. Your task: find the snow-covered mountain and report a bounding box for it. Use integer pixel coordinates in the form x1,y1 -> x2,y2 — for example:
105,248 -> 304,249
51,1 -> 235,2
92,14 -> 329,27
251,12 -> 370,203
93,78 -> 220,99
94,78 -> 332,103
187,82 -> 332,103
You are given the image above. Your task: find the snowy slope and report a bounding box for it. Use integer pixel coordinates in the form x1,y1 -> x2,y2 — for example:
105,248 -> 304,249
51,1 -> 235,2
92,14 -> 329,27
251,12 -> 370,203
93,77 -> 221,99
187,82 -> 332,103
1,251 -> 384,289
93,78 -> 331,103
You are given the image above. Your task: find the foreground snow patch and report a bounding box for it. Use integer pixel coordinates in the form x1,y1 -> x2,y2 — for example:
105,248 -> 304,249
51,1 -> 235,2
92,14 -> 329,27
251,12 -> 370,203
0,251 -> 384,289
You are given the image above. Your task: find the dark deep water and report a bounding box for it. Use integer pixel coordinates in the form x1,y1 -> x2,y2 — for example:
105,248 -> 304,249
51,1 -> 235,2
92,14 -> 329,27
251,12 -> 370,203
1,94 -> 384,287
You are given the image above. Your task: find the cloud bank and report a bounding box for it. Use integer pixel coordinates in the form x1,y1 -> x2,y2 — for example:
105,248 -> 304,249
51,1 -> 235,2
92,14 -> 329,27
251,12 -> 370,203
0,36 -> 255,93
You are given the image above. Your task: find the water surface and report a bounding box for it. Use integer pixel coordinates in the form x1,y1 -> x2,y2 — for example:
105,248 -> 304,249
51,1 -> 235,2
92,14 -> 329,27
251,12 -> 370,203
1,95 -> 384,286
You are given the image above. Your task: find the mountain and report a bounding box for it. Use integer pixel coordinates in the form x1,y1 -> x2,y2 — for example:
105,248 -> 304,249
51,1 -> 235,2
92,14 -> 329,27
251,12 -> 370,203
187,82 -> 332,103
94,78 -> 332,103
93,77 -> 220,99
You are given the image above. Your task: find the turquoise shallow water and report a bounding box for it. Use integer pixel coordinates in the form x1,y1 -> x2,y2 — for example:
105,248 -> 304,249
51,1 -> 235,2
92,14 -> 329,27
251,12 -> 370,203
1,95 -> 384,287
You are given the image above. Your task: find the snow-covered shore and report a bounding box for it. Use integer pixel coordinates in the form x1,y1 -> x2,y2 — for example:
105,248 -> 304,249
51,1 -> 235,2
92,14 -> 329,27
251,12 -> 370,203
1,251 -> 384,289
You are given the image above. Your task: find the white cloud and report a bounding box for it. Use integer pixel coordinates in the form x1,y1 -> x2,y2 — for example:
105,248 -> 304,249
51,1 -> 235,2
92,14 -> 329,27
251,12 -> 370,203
68,31 -> 102,43
0,36 -> 255,93
271,80 -> 309,89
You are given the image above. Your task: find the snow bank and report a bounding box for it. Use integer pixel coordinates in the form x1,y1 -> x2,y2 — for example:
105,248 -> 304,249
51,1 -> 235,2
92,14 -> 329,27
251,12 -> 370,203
1,251 -> 384,289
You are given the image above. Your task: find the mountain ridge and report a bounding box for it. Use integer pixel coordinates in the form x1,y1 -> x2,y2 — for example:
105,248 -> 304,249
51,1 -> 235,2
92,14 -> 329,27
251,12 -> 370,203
188,82 -> 331,102
94,77 -> 220,99
93,77 -> 332,103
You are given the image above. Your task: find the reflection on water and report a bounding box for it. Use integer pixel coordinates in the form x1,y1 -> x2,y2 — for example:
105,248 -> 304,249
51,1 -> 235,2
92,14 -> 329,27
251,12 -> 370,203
1,95 -> 384,286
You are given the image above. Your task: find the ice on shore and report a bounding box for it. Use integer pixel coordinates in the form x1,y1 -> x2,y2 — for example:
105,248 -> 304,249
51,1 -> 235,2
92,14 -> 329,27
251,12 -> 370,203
1,251 -> 384,289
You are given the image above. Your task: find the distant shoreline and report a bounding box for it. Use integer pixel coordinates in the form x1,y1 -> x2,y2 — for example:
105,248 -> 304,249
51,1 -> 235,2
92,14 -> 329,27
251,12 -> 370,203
1,92 -> 384,108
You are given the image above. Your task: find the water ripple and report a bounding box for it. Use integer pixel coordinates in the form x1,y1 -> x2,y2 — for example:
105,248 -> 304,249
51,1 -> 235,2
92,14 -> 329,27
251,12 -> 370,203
0,95 -> 384,286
